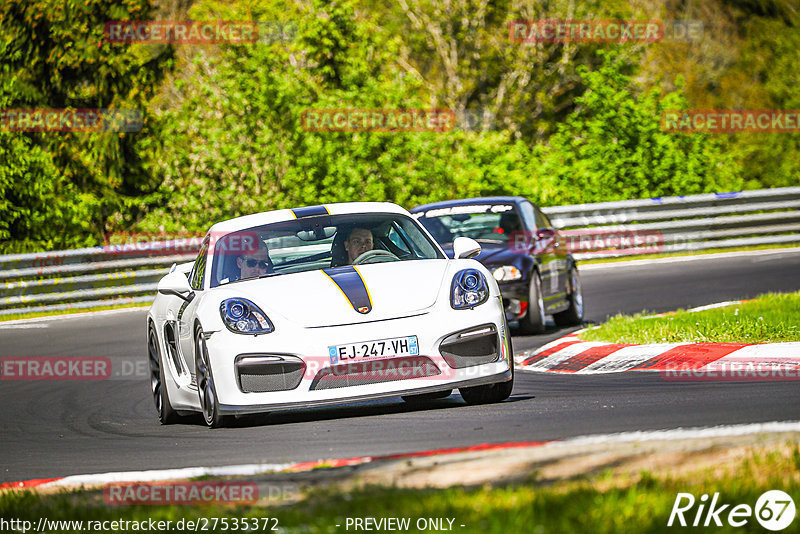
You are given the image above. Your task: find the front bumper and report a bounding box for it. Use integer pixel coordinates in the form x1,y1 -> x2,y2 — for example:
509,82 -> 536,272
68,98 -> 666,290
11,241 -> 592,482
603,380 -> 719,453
497,279 -> 529,321
204,297 -> 511,414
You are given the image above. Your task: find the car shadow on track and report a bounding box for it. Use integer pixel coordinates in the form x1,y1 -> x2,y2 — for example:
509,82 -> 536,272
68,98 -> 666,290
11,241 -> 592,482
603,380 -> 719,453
179,391 -> 533,429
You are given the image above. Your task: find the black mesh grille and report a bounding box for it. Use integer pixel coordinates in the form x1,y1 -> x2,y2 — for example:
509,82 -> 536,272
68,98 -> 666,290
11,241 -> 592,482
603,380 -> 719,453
237,360 -> 305,393
440,327 -> 499,369
310,356 -> 441,390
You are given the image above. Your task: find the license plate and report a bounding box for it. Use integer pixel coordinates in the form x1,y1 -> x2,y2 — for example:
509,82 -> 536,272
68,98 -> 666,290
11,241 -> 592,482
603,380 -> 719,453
328,335 -> 419,364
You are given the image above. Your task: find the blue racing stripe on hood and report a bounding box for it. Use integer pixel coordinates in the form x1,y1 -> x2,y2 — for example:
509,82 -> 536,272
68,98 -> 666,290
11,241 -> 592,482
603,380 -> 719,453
292,205 -> 329,218
322,266 -> 372,314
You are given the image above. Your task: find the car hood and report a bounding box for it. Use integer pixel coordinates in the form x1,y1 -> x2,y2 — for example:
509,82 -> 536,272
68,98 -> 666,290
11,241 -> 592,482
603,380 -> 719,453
217,260 -> 451,327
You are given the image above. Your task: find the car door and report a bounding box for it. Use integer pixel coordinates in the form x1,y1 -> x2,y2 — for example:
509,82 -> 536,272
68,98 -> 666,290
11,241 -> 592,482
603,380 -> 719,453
177,236 -> 209,382
518,201 -> 555,301
535,206 -> 569,298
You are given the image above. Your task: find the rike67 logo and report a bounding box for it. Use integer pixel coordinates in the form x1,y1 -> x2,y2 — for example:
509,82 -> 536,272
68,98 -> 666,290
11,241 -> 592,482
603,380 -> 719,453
668,490 -> 796,531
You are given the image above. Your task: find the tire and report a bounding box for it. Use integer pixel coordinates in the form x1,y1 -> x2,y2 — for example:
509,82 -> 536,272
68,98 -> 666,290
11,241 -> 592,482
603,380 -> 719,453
459,363 -> 514,405
195,327 -> 232,428
401,390 -> 452,403
517,271 -> 546,335
148,323 -> 180,425
554,264 -> 584,326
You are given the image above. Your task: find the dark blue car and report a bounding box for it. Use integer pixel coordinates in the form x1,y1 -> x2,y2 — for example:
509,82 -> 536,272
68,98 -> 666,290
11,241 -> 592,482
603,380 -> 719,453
411,197 -> 584,334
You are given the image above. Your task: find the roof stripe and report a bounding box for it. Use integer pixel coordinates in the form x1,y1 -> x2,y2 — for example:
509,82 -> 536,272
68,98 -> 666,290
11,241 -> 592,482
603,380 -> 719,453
291,205 -> 329,218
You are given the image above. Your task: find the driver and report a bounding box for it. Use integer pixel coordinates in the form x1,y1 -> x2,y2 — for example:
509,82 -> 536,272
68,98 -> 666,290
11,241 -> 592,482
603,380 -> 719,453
343,227 -> 374,264
236,240 -> 272,280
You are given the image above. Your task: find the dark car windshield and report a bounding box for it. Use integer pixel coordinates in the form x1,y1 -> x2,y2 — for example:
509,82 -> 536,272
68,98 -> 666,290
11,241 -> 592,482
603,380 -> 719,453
209,212 -> 444,287
414,204 -> 523,245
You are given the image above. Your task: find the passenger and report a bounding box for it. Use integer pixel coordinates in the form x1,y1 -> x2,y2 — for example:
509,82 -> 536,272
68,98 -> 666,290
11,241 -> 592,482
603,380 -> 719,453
236,241 -> 272,280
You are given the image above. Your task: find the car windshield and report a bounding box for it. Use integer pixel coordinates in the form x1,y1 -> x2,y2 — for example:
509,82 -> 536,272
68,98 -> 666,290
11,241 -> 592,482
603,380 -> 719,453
414,204 -> 523,245
209,212 -> 444,287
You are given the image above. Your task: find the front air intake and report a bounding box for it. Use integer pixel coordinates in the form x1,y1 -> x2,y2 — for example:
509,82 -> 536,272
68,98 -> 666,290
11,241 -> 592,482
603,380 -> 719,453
439,324 -> 499,369
310,356 -> 441,390
236,355 -> 305,393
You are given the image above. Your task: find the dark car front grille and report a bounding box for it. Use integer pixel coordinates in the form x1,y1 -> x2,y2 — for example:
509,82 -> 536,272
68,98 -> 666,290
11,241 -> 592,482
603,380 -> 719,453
310,356 -> 441,390
236,355 -> 305,393
439,324 -> 499,368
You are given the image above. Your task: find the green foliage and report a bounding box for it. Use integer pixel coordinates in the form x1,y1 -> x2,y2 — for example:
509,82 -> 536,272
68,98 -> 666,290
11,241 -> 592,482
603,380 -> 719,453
140,0 -> 529,233
581,291 -> 800,344
2,443 -> 800,533
527,50 -> 742,205
2,0 -> 797,251
0,0 -> 174,251
0,77 -> 97,253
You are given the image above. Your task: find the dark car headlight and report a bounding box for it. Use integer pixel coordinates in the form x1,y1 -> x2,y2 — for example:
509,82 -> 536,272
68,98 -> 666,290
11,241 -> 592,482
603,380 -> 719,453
492,266 -> 522,282
220,298 -> 274,335
451,269 -> 490,309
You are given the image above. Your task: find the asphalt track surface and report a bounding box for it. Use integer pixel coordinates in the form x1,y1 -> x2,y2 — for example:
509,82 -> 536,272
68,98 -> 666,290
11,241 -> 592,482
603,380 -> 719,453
1,249 -> 799,483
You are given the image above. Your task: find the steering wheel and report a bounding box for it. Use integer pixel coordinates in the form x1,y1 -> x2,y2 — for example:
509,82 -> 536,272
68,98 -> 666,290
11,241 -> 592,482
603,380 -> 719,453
352,249 -> 399,265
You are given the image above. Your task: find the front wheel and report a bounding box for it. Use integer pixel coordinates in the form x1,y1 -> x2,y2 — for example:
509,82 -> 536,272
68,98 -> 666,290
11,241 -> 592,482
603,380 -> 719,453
517,271 -> 546,334
148,323 -> 180,425
554,264 -> 584,326
459,364 -> 514,405
195,328 -> 232,428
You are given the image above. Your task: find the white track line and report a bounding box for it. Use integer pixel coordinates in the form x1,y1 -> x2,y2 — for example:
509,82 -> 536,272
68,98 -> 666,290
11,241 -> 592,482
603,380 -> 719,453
580,247 -> 800,270
0,306 -> 148,326
44,462 -> 294,488
551,420 -> 800,447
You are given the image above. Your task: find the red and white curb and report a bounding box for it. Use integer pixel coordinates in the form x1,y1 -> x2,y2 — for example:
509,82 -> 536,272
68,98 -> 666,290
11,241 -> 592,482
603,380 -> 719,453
0,441 -> 549,491
4,421 -> 800,492
515,332 -> 800,374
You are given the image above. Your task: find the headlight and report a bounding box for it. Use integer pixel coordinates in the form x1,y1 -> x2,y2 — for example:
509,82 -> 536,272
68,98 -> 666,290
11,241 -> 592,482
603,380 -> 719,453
220,298 -> 274,335
492,266 -> 522,282
451,269 -> 489,309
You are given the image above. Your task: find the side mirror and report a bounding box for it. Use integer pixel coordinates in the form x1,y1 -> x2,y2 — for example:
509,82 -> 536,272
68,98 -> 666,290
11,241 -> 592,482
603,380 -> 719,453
536,228 -> 556,240
158,271 -> 195,302
453,237 -> 481,259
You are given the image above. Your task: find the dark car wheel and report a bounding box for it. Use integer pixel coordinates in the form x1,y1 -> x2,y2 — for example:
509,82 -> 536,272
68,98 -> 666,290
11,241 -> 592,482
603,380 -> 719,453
148,323 -> 180,425
195,327 -> 232,428
459,362 -> 514,405
554,264 -> 584,326
518,271 -> 546,335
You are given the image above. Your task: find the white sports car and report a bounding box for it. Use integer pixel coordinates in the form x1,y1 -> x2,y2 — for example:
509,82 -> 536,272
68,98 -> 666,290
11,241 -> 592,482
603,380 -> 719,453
147,202 -> 513,427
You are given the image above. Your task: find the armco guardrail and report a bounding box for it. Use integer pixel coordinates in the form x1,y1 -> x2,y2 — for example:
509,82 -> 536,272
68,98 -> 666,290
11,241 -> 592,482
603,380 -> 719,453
542,187 -> 800,261
1,187 -> 799,316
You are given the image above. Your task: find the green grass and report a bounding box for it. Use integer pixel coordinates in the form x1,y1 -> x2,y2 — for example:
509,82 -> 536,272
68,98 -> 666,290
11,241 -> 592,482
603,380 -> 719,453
0,301 -> 151,322
1,444 -> 799,533
581,291 -> 800,344
578,243 -> 800,265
